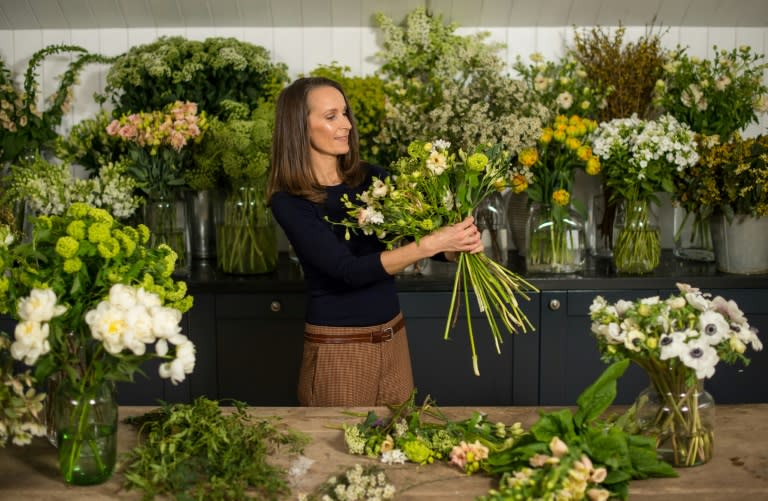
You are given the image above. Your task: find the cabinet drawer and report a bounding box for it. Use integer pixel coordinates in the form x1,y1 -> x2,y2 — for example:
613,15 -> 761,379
216,293 -> 306,319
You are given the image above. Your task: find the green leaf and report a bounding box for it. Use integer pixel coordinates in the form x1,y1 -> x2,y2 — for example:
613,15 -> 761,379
574,359 -> 629,428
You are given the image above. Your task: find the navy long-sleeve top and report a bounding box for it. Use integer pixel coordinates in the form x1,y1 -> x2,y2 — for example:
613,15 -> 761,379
270,163 -> 400,326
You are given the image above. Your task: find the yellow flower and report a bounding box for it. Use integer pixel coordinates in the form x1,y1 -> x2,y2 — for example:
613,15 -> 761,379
577,145 -> 592,161
565,137 -> 581,151
511,174 -> 529,193
552,189 -> 570,206
585,156 -> 601,175
539,128 -> 553,144
467,152 -> 489,171
518,148 -> 539,167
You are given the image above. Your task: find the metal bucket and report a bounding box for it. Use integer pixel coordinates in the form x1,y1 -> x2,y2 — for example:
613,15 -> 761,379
710,213 -> 768,274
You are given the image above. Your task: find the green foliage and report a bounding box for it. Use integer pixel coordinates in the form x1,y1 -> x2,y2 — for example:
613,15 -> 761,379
373,7 -> 546,165
55,109 -> 129,176
99,36 -> 288,117
121,397 -> 309,501
308,63 -> 388,165
188,100 -> 275,191
0,44 -> 112,163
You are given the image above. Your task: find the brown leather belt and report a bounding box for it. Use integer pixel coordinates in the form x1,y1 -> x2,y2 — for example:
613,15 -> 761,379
304,317 -> 405,344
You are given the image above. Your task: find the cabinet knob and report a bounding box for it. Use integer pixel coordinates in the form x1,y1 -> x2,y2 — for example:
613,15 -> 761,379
270,300 -> 282,312
548,299 -> 561,311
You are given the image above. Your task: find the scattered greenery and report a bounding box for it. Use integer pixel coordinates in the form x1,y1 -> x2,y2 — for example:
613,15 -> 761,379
121,397 -> 309,501
99,36 -> 288,117
343,360 -> 676,500
55,109 -> 129,176
0,44 -> 111,163
571,24 -> 669,121
308,63 -> 388,166
373,7 -> 546,166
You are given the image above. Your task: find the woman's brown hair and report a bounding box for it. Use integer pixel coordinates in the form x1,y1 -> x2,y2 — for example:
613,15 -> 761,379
267,77 -> 362,204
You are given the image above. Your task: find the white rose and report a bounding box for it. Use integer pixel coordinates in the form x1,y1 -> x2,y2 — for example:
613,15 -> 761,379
17,288 -> 66,322
150,306 -> 183,339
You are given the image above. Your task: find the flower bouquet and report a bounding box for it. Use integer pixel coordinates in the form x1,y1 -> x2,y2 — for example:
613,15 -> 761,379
107,100 -> 208,269
589,283 -> 763,466
510,114 -> 601,273
590,114 -> 699,273
338,140 -> 537,375
0,203 -> 196,484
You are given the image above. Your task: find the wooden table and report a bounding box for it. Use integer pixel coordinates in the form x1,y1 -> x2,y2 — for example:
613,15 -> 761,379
1,405 -> 767,500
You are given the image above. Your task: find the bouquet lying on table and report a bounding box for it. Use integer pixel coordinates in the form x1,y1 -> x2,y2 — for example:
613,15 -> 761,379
337,139 -> 537,375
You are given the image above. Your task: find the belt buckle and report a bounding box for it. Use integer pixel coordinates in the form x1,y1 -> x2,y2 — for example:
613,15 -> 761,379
373,326 -> 395,343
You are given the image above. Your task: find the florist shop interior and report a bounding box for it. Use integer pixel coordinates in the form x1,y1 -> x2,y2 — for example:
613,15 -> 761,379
1,0 -> 768,500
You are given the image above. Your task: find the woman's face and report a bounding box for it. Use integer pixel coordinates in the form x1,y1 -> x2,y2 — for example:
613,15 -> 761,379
306,86 -> 351,161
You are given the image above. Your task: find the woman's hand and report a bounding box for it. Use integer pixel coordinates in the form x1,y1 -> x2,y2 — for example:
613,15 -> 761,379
379,216 -> 484,274
432,216 -> 484,262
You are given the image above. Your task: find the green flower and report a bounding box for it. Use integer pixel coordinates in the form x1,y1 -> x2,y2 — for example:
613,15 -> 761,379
66,221 -> 86,240
88,222 -> 112,243
63,257 -> 82,274
97,238 -> 120,259
55,236 -> 79,259
402,439 -> 435,464
467,152 -> 489,171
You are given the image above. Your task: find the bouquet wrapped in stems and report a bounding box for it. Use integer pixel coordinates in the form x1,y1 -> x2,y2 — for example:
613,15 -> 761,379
338,140 -> 537,375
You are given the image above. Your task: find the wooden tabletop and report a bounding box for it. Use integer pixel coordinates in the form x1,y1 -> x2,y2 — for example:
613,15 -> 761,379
1,404 -> 767,500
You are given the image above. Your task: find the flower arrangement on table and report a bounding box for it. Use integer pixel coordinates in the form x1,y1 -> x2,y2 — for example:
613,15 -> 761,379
0,44 -> 109,164
509,114 -> 600,273
513,52 -> 610,120
0,153 -> 141,222
589,283 -> 763,466
337,139 -> 537,376
341,362 -> 676,500
190,100 -> 277,274
0,203 -> 195,483
590,114 -> 699,273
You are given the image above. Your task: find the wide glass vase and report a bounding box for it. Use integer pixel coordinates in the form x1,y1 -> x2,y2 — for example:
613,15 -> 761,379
613,199 -> 661,274
526,202 -> 586,273
54,380 -> 118,485
634,378 -> 715,467
144,195 -> 190,271
673,205 -> 715,262
216,184 -> 277,274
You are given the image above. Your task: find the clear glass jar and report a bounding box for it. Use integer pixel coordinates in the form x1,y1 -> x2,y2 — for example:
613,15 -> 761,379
144,194 -> 190,271
54,379 -> 118,485
673,205 -> 715,262
612,199 -> 661,274
216,184 -> 277,274
526,202 -> 586,273
587,193 -> 615,258
475,191 -> 509,266
635,380 -> 715,467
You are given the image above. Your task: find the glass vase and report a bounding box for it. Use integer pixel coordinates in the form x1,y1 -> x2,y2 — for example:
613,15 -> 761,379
634,379 -> 715,467
54,380 -> 118,485
613,199 -> 661,274
475,191 -> 509,266
144,195 -> 190,272
673,205 -> 715,262
216,184 -> 277,274
587,193 -> 615,258
525,202 -> 586,273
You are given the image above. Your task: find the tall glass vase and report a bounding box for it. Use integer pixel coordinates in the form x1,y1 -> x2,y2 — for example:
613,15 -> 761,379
216,183 -> 277,274
54,379 -> 118,485
613,199 -> 661,274
475,191 -> 509,266
673,205 -> 715,262
144,195 -> 190,272
634,376 -> 715,467
525,202 -> 586,273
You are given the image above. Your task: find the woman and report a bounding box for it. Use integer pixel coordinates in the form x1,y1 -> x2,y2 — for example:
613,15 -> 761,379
268,77 -> 483,407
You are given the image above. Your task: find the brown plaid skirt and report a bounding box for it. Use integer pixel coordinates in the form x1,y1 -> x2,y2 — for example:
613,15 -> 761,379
298,312 -> 414,407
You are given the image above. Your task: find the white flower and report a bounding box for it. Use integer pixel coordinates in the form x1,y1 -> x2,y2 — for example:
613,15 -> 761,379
150,305 -> 183,339
614,299 -> 634,315
108,283 -> 137,310
680,338 -> 718,379
17,288 -> 67,322
698,310 -> 729,345
589,296 -> 607,315
556,91 -> 573,110
666,296 -> 687,309
591,322 -> 624,344
685,291 -> 710,311
710,296 -> 746,324
659,330 -> 689,361
624,329 -> 646,352
10,320 -> 51,365
371,179 -> 388,198
135,287 -> 163,309
381,449 -> 407,465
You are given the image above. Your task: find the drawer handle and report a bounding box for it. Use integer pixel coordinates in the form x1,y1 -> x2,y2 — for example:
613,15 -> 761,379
270,301 -> 282,312
548,299 -> 561,311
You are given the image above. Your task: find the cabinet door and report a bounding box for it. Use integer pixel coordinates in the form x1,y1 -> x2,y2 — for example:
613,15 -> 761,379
215,293 -> 305,405
539,290 -> 651,406
400,291 -> 540,406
